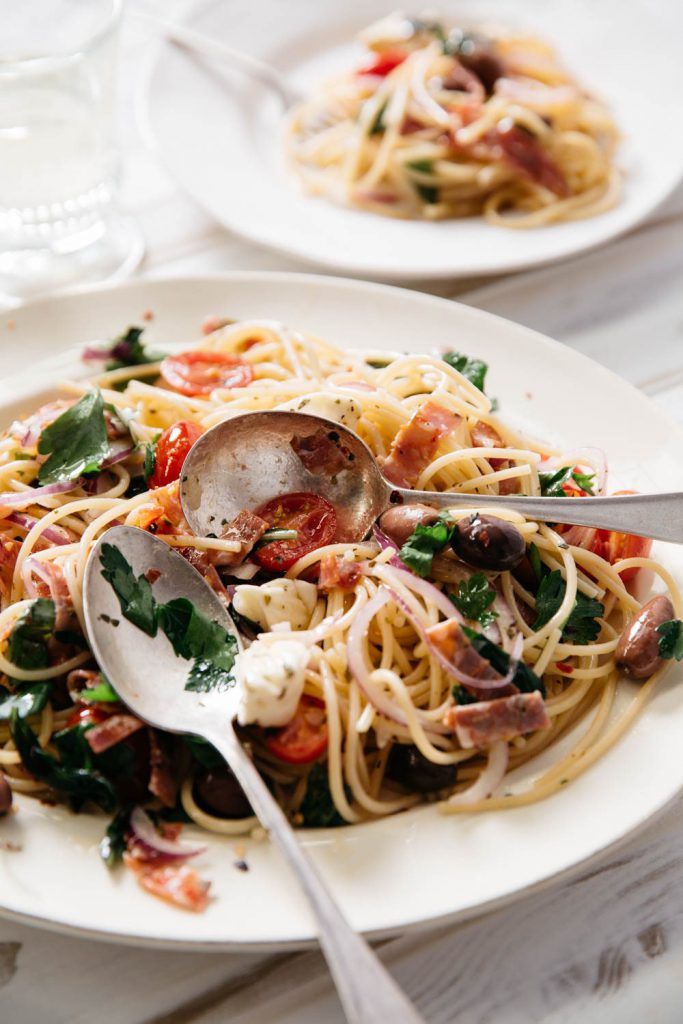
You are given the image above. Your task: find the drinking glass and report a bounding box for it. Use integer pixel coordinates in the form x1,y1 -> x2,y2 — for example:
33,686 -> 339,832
0,0 -> 144,305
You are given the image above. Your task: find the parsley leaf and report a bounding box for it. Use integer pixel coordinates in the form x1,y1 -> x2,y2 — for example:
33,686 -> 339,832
533,569 -> 603,644
74,677 -> 120,704
100,810 -> 129,868
539,466 -> 595,497
657,619 -> 683,661
102,326 -> 165,372
0,682 -> 52,720
38,389 -> 110,484
160,598 -> 238,693
7,598 -> 55,670
399,513 -> 454,577
9,710 -> 117,812
461,625 -> 545,696
300,762 -> 349,828
100,542 -> 158,636
442,352 -> 488,392
449,573 -> 498,626
143,439 -> 157,482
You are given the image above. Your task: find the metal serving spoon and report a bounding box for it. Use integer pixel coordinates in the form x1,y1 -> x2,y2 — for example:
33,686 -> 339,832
180,410 -> 683,544
83,525 -> 424,1024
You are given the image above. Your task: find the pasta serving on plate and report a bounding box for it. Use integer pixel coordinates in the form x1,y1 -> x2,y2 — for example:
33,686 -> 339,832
0,316 -> 680,911
286,13 -> 620,225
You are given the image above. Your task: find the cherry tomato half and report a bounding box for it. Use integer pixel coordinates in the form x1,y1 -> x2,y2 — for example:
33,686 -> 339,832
588,491 -> 653,586
252,491 -> 337,571
148,420 -> 203,490
357,48 -> 407,77
263,695 -> 328,764
160,351 -> 254,397
66,705 -> 111,729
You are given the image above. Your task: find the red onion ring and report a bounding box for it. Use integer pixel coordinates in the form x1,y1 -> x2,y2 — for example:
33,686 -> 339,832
0,478 -> 81,513
446,741 -> 509,806
101,442 -> 135,468
128,806 -> 206,864
6,513 -> 74,546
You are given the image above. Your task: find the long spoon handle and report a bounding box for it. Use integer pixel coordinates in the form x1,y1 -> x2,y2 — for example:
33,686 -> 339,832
398,489 -> 683,544
143,13 -> 298,107
207,724 -> 425,1024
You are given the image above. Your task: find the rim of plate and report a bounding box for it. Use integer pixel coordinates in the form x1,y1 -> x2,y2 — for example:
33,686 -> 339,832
1,271 -> 683,952
138,2 -> 683,281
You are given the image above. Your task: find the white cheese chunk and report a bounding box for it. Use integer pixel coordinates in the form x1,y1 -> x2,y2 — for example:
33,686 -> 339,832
233,578 -> 318,632
235,638 -> 310,727
276,392 -> 361,429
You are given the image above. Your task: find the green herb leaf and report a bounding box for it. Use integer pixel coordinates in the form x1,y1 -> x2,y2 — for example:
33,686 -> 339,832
300,762 -> 349,828
399,513 -> 455,577
368,100 -> 387,135
100,542 -> 158,636
406,159 -> 435,174
75,677 -> 119,704
528,542 -> 543,583
10,710 -> 117,812
0,681 -> 51,720
100,809 -> 129,868
143,440 -> 157,483
533,570 -> 603,644
461,626 -> 545,696
415,182 -> 439,204
7,598 -> 55,670
38,389 -> 110,484
160,598 -> 238,693
657,619 -> 683,661
184,735 -> 224,771
442,352 -> 488,392
451,685 -> 480,705
366,358 -> 392,369
449,573 -> 498,626
539,466 -> 595,497
102,326 -> 165,372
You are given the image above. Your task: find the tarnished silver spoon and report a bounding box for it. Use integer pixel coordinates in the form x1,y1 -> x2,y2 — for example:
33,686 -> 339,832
83,525 -> 424,1024
180,410 -> 683,544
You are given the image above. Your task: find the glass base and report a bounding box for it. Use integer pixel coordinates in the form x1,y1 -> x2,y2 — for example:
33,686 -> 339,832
0,211 -> 145,307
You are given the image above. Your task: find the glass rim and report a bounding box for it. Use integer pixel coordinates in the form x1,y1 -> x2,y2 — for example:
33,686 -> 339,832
0,0 -> 122,73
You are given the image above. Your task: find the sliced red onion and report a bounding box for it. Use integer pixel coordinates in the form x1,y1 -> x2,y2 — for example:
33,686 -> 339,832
20,556 -> 73,629
338,380 -> 377,392
14,401 -> 73,449
559,525 -> 597,550
0,478 -> 81,513
539,447 -> 607,495
347,588 -> 449,736
228,562 -> 260,581
446,741 -> 509,807
128,806 -> 206,864
101,442 -> 135,468
82,344 -> 111,362
372,526 -> 407,570
379,563 -> 462,622
6,513 -> 73,545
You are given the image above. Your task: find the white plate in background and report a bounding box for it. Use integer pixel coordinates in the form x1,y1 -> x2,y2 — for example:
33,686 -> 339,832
141,0 -> 683,280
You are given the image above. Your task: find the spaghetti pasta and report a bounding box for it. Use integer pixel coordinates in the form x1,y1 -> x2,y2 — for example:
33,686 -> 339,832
0,315 -> 678,910
285,14 -> 620,225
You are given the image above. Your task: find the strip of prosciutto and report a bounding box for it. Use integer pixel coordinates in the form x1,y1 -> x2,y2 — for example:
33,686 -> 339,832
382,401 -> 461,488
444,691 -> 550,749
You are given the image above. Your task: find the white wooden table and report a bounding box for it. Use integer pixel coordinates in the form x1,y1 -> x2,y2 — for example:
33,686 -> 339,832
4,4 -> 683,1021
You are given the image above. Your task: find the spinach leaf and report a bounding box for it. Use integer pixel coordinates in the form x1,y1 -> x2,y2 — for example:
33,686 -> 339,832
399,513 -> 454,577
100,809 -> 129,868
300,763 -> 349,828
658,619 -> 683,661
449,573 -> 498,627
38,389 -> 110,484
461,626 -> 545,696
100,542 -> 158,636
442,352 -> 488,392
539,466 -> 595,497
10,711 -> 117,812
0,682 -> 51,720
533,569 -> 603,644
7,598 -> 55,670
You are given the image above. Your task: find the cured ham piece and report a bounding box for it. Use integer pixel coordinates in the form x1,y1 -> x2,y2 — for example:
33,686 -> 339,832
444,690 -> 550,749
291,427 -> 354,477
124,856 -> 210,913
382,401 -> 461,488
318,553 -> 362,592
471,420 -> 518,495
148,730 -> 177,809
426,618 -> 513,696
484,122 -> 569,196
85,714 -> 144,754
217,510 -> 269,568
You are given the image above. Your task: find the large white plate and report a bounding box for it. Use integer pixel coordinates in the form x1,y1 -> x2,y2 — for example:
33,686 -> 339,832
1,272 -> 683,951
141,0 -> 683,280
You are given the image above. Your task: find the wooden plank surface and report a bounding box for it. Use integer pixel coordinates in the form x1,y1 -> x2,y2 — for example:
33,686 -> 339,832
3,2 -> 683,1022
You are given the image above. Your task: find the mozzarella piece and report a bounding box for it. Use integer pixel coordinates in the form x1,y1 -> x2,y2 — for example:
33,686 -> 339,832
233,578 -> 318,632
276,392 -> 361,429
235,638 -> 310,727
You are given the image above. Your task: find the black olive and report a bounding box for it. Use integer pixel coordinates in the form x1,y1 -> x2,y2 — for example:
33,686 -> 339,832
386,744 -> 457,793
451,514 -> 525,571
457,40 -> 503,94
194,767 -> 253,819
0,775 -> 12,815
